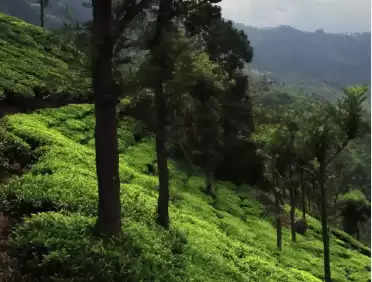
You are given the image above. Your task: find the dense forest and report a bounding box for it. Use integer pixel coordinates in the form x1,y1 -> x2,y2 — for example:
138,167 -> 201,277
0,0 -> 370,281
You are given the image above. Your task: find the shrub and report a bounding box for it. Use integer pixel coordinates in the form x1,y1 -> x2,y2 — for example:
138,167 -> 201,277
9,212 -> 187,282
0,120 -> 34,173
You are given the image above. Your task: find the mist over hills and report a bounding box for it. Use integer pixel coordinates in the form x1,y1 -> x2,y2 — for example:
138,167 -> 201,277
236,23 -> 371,88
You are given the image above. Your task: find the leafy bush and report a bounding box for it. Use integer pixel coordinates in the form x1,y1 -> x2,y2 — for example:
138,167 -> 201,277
0,120 -> 33,173
337,189 -> 370,240
10,212 -> 188,282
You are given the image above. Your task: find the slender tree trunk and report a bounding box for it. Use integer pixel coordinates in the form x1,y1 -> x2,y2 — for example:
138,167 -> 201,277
300,169 -> 306,220
281,184 -> 286,200
152,0 -> 173,229
287,168 -> 296,242
40,0 -> 44,27
319,161 -> 331,282
356,224 -> 360,241
93,0 -> 121,235
276,206 -> 282,250
273,172 -> 282,250
206,169 -> 216,197
155,84 -> 170,229
309,178 -> 317,215
274,190 -> 282,250
289,185 -> 296,242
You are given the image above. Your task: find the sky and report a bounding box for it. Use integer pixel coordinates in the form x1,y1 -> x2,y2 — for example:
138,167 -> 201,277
219,0 -> 371,33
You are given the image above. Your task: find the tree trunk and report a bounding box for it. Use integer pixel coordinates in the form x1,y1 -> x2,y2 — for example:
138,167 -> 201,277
289,185 -> 296,242
309,178 -> 317,215
274,189 -> 282,250
152,0 -> 173,229
93,0 -> 121,235
319,162 -> 331,282
40,0 -> 44,27
276,209 -> 282,251
300,169 -> 306,220
155,84 -> 170,229
273,172 -> 282,250
206,169 -> 216,197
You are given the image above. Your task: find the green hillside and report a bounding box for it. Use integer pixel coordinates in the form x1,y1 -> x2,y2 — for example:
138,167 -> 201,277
0,104 -> 369,281
0,12 -> 91,105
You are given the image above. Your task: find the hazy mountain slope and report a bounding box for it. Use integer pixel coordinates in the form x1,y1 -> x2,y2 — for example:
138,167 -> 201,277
237,24 -> 371,87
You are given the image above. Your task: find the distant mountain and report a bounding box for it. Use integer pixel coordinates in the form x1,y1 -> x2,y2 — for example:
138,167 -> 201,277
236,23 -> 371,88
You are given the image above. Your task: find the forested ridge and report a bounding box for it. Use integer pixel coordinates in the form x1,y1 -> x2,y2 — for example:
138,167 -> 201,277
0,1 -> 370,281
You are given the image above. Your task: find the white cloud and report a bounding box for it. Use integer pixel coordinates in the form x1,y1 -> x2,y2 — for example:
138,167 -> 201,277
219,0 -> 371,33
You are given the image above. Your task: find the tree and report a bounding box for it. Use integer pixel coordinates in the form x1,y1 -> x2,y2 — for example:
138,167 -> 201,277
260,111 -> 299,243
92,0 -> 153,235
302,86 -> 368,282
338,189 -> 370,240
145,0 -> 222,228
254,121 -> 290,250
146,0 -> 174,229
92,0 -> 121,235
167,46 -> 229,198
196,19 -> 256,185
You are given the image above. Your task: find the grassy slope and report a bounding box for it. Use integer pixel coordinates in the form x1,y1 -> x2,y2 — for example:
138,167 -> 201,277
0,12 -> 91,102
0,104 -> 369,282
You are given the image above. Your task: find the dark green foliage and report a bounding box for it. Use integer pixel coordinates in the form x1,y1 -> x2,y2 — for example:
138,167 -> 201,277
338,190 -> 370,239
0,120 -> 34,175
198,19 -> 258,185
205,19 -> 253,73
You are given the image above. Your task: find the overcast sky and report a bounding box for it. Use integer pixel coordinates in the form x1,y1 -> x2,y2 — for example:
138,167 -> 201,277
219,0 -> 371,33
